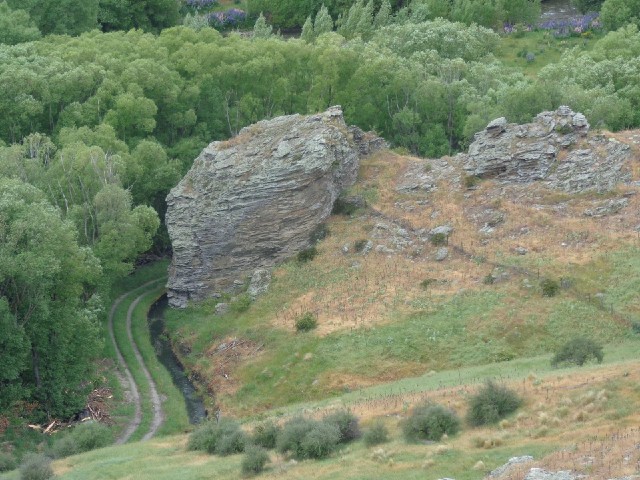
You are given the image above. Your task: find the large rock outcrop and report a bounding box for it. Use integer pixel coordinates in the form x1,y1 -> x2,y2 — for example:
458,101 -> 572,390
462,106 -> 631,192
166,106 -> 381,308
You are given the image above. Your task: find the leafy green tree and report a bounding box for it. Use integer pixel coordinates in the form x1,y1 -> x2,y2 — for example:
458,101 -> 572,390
314,4 -> 335,35
572,0 -> 605,12
0,178 -> 103,419
0,2 -> 41,45
373,0 -> 392,27
7,0 -> 99,35
301,15 -> 315,41
253,12 -> 273,39
98,0 -> 180,32
600,0 -> 640,30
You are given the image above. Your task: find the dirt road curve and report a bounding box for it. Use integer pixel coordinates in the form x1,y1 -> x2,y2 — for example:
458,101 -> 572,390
108,279 -> 165,444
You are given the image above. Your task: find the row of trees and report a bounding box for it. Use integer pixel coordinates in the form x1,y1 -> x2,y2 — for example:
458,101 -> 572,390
0,0 -> 181,42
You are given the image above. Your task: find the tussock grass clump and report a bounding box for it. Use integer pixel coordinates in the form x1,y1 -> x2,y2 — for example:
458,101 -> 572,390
19,453 -> 53,480
241,445 -> 270,476
353,239 -> 369,253
297,247 -> 318,263
0,452 -> 17,472
50,421 -> 112,459
295,312 -> 317,332
251,421 -> 280,449
467,381 -> 522,426
230,293 -> 252,314
276,417 -> 340,460
187,418 -> 247,456
429,232 -> 448,246
323,410 -> 361,443
402,403 -> 461,442
551,337 -> 603,367
540,278 -> 560,297
363,421 -> 390,446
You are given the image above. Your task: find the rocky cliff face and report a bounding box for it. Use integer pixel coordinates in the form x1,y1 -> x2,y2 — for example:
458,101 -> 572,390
461,106 -> 631,192
166,106 -> 381,308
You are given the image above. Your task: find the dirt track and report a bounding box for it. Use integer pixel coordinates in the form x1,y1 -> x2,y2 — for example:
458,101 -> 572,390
108,279 -> 165,444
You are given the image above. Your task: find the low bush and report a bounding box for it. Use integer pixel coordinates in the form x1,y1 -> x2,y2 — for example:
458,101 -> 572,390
429,232 -> 448,246
363,421 -> 389,446
631,320 -> 640,334
0,452 -> 17,472
241,445 -> 270,476
251,421 -> 280,449
297,247 -> 318,263
540,278 -> 560,297
299,422 -> 341,459
402,403 -> 460,442
323,410 -> 361,443
551,337 -> 603,367
309,223 -> 330,243
187,418 -> 247,456
467,381 -> 522,426
295,312 -> 317,332
353,239 -> 369,253
50,421 -> 112,458
19,454 -> 53,480
276,417 -> 340,460
332,198 -> 359,216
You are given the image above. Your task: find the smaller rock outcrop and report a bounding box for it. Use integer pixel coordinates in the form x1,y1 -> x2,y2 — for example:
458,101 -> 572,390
462,107 -> 631,193
166,106 -> 384,308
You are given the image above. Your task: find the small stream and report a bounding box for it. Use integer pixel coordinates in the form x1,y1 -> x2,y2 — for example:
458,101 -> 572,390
148,295 -> 207,424
541,0 -> 580,21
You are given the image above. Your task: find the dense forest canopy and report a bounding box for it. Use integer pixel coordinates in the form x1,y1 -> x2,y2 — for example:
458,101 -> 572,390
2,0 -> 640,420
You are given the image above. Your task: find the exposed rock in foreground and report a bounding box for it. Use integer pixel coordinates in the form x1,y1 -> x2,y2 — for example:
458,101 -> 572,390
462,106 -> 631,193
166,106 -> 383,308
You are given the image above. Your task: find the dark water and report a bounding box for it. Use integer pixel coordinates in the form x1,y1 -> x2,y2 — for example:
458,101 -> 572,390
148,296 -> 207,424
541,0 -> 580,21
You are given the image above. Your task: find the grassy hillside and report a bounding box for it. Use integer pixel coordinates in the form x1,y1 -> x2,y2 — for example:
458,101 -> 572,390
4,343 -> 637,479
164,148 -> 640,417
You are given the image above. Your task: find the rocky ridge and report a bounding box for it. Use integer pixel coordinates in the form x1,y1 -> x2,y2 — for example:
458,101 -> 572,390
460,106 -> 631,193
165,106 -> 384,308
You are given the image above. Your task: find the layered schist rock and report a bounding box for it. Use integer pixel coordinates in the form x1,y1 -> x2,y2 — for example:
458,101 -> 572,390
166,106 -> 383,308
462,106 -> 631,192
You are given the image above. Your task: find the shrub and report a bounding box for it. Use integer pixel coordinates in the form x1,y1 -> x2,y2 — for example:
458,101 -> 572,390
309,223 -> 329,244
251,421 -> 280,449
276,417 -> 340,460
420,278 -> 437,289
295,312 -> 317,332
551,337 -> 604,367
230,293 -> 252,313
363,421 -> 389,446
353,239 -> 368,253
0,452 -> 17,472
466,381 -> 522,426
187,418 -> 247,455
323,410 -> 361,443
299,422 -> 341,459
276,417 -> 315,458
463,175 -> 480,189
540,278 -> 560,297
430,232 -> 448,246
297,246 -> 318,263
631,320 -> 640,334
19,454 -> 53,480
241,445 -> 270,476
51,421 -> 112,458
332,198 -> 359,216
402,403 -> 460,442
